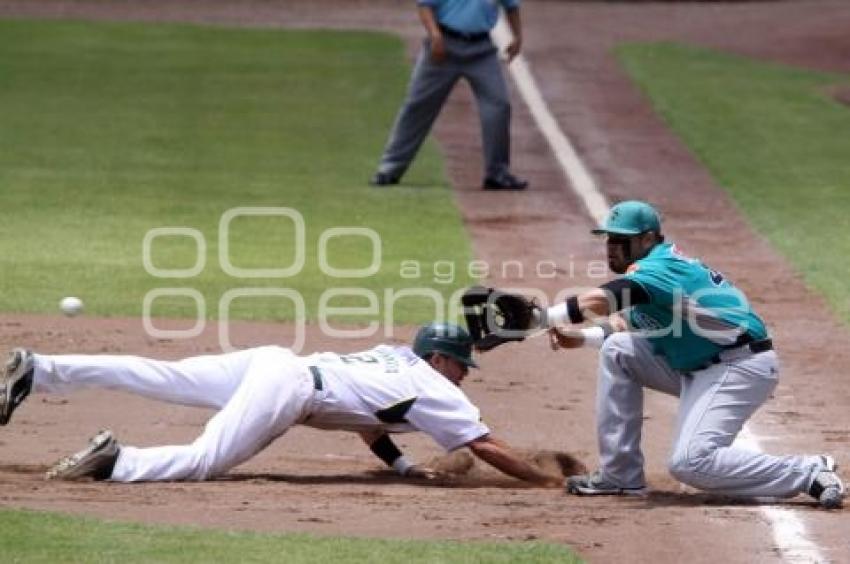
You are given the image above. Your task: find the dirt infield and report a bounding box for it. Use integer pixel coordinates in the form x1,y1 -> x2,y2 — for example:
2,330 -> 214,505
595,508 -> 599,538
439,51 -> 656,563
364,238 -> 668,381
1,1 -> 849,562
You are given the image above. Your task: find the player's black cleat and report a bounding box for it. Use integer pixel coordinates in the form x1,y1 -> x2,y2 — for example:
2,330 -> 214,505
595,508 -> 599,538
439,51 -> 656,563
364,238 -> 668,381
0,348 -> 35,425
809,455 -> 845,509
46,430 -> 120,481
566,471 -> 648,496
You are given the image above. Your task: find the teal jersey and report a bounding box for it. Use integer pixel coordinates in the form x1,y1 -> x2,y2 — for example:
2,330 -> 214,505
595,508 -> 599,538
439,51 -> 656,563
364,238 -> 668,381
623,243 -> 768,371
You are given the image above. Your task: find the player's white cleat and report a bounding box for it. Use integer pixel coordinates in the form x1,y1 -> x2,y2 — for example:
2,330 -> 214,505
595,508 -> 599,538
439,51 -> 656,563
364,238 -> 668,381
809,455 -> 844,509
46,430 -> 120,481
0,348 -> 34,425
566,471 -> 648,496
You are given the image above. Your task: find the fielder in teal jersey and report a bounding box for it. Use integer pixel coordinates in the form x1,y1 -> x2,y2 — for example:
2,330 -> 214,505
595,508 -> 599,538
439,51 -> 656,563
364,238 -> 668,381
540,200 -> 844,508
623,241 -> 768,372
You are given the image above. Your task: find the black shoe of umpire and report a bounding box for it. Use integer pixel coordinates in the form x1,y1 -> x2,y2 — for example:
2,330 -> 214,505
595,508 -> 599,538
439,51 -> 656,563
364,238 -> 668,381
370,172 -> 400,187
482,173 -> 528,191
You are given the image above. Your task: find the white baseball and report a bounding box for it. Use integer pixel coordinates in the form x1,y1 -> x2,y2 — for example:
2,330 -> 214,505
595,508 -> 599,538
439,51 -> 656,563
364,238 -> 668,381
60,296 -> 84,317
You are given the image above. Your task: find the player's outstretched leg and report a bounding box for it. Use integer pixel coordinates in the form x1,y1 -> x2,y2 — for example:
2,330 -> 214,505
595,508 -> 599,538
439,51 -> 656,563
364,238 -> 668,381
111,348 -> 312,482
6,347 -> 261,418
0,348 -> 34,425
46,430 -> 121,481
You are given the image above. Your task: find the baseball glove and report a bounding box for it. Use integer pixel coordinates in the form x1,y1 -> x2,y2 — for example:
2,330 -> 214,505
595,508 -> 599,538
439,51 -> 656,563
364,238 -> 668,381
461,286 -> 543,351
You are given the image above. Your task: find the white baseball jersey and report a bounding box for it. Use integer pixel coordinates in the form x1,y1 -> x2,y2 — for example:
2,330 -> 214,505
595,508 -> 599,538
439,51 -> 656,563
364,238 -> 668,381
302,345 -> 490,451
33,344 -> 489,481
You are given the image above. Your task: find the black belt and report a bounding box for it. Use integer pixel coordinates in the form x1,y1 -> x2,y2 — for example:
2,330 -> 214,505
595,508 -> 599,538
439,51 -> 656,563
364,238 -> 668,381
309,366 -> 323,391
744,338 -> 773,354
438,24 -> 490,42
726,333 -> 773,353
711,338 -> 773,365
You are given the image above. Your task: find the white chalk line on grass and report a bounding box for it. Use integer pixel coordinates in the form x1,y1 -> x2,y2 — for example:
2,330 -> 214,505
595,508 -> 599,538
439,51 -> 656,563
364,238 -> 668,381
491,18 -> 827,564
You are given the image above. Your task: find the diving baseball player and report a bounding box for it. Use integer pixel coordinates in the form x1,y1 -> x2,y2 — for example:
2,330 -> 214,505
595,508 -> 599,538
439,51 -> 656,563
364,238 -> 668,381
463,200 -> 845,509
0,323 -> 561,487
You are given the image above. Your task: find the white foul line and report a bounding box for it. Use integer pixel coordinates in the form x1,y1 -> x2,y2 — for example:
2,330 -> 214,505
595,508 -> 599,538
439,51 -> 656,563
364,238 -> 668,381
490,18 -> 827,564
737,431 -> 828,563
491,20 -> 609,225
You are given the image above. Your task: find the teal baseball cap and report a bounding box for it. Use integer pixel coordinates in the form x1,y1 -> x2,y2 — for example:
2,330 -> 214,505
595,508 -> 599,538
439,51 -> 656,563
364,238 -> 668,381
592,200 -> 661,235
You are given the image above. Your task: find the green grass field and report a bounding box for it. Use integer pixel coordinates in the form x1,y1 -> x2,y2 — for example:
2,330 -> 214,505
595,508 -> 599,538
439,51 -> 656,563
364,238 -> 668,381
0,18 -> 472,323
8,19 -> 849,564
0,17 -> 576,562
0,508 -> 581,564
617,43 -> 850,323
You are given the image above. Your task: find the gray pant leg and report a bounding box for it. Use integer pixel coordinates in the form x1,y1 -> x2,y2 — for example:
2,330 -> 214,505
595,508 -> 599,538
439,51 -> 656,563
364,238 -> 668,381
597,333 -> 681,488
377,41 -> 460,178
669,351 -> 823,497
463,47 -> 511,179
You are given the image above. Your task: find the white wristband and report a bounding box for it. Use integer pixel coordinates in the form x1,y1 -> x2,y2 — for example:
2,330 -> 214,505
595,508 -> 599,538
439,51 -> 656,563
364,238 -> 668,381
581,326 -> 607,348
392,456 -> 414,476
545,303 -> 568,328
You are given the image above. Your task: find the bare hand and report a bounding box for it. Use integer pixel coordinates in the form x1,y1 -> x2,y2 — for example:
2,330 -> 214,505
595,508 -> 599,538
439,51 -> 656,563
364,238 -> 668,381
504,39 -> 522,63
548,327 -> 584,350
430,35 -> 447,63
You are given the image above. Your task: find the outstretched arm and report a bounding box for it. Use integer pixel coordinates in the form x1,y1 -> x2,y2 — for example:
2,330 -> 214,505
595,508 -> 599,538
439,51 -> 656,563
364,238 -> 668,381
359,431 -> 438,479
546,279 -> 650,327
466,435 -> 561,487
549,313 -> 629,350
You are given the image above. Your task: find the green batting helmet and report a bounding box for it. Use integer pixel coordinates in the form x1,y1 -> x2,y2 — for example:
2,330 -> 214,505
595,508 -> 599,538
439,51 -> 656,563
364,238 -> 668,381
413,323 -> 479,368
592,200 -> 661,236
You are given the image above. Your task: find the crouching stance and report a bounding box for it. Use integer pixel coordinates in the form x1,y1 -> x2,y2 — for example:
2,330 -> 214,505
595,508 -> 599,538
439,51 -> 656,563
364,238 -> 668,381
545,201 -> 845,509
0,323 -> 561,487
466,200 -> 845,509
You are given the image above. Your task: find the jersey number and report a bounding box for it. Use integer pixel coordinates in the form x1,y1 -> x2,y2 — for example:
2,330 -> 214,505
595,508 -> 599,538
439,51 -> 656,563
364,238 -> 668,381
339,353 -> 379,365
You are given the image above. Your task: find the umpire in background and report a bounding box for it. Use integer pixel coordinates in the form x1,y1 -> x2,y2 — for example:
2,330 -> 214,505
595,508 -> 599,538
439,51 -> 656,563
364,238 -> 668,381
371,0 -> 528,191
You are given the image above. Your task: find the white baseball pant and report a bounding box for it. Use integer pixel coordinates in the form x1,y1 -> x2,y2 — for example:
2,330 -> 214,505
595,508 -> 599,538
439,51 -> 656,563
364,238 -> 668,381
33,346 -> 315,481
596,332 -> 824,496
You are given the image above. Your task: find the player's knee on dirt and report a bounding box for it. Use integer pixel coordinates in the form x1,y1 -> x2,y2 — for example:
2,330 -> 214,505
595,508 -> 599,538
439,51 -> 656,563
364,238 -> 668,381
182,446 -> 216,480
667,441 -> 721,488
